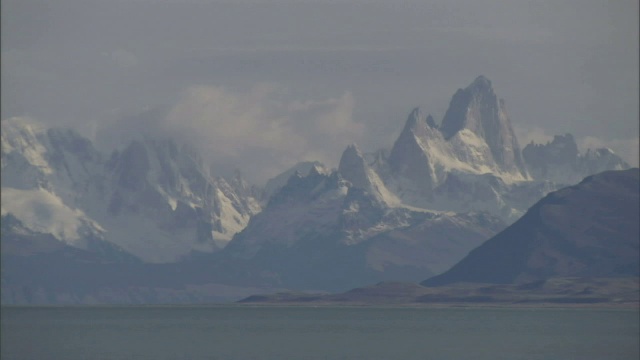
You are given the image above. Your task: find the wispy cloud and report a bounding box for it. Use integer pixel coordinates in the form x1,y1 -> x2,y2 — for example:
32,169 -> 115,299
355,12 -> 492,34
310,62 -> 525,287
513,126 -> 554,147
160,84 -> 362,183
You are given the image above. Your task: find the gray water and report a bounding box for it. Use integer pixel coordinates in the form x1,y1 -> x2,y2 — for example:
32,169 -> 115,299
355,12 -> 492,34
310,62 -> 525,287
1,306 -> 638,360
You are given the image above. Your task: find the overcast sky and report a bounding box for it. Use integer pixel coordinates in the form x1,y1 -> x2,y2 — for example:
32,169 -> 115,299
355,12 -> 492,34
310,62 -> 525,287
2,0 -> 638,183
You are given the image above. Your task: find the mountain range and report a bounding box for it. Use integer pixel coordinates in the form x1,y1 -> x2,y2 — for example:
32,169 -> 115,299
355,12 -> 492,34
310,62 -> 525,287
1,76 -> 631,303
240,168 -> 639,306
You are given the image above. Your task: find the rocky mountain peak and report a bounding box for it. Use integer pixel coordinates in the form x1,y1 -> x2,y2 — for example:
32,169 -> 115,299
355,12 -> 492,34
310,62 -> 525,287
523,133 -> 629,184
582,147 -> 629,174
338,143 -> 370,190
469,75 -> 493,92
387,109 -> 440,197
439,77 -> 495,140
262,161 -> 326,202
397,107 -> 427,135
393,107 -> 441,146
338,144 -> 364,166
440,76 -> 499,139
438,76 -> 528,178
522,133 -> 579,167
268,165 -> 343,207
549,133 -> 579,156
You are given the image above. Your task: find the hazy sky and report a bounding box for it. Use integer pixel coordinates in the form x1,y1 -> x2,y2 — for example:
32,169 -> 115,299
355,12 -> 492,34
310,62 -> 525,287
2,0 -> 638,183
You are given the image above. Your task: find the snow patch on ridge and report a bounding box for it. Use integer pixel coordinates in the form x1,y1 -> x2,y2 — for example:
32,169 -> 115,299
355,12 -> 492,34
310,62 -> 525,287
1,117 -> 53,175
1,187 -> 103,246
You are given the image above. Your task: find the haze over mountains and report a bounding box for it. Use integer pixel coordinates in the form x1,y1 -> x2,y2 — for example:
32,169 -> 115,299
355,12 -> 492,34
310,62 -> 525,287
1,76 -> 632,303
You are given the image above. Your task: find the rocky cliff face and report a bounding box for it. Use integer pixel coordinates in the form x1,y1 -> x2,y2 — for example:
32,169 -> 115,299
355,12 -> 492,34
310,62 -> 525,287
439,76 -> 529,179
387,108 -> 442,199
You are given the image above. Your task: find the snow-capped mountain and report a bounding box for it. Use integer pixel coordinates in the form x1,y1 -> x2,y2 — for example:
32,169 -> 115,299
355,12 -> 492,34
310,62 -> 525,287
338,144 -> 400,208
261,161 -> 327,202
375,76 -> 628,221
1,118 -> 108,249
1,117 -> 261,263
383,107 -> 539,220
212,76 -> 630,291
220,159 -> 506,291
379,77 -> 542,220
523,133 -> 629,185
1,76 -> 632,301
439,76 -> 528,178
387,76 -> 527,199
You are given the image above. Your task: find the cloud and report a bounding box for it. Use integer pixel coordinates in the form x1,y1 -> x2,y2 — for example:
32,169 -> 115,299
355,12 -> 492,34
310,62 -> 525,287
160,84 -> 362,183
513,126 -> 554,147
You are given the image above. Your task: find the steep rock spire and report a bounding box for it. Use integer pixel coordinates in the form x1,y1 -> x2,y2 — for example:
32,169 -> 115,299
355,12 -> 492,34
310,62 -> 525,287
338,144 -> 369,189
439,76 -> 528,178
388,108 -> 441,198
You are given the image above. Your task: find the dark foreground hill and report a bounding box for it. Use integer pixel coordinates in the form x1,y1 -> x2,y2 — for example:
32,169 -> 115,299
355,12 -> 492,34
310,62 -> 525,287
422,168 -> 639,287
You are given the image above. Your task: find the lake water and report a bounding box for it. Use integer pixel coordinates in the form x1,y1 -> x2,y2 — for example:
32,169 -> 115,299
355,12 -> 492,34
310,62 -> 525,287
1,306 -> 638,360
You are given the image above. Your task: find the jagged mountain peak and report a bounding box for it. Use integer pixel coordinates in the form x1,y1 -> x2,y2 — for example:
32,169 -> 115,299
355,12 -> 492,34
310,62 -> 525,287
401,107 -> 427,132
548,133 -> 579,157
468,75 -> 493,92
262,161 -> 327,202
339,143 -> 368,189
439,76 -> 528,178
523,133 -> 579,165
586,147 -> 615,157
344,142 -> 362,153
440,76 -> 499,140
339,143 -> 364,165
2,119 -> 265,262
522,133 -> 629,184
2,119 -> 105,195
392,108 -> 442,151
267,164 -> 344,207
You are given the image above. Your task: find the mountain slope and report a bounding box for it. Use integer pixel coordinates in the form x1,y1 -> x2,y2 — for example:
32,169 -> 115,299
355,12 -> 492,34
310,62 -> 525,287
422,168 -> 640,286
523,133 -> 629,185
217,159 -> 506,291
1,118 -> 262,263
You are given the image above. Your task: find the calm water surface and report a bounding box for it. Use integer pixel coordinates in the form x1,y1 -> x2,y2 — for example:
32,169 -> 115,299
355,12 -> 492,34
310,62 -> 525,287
1,306 -> 638,360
